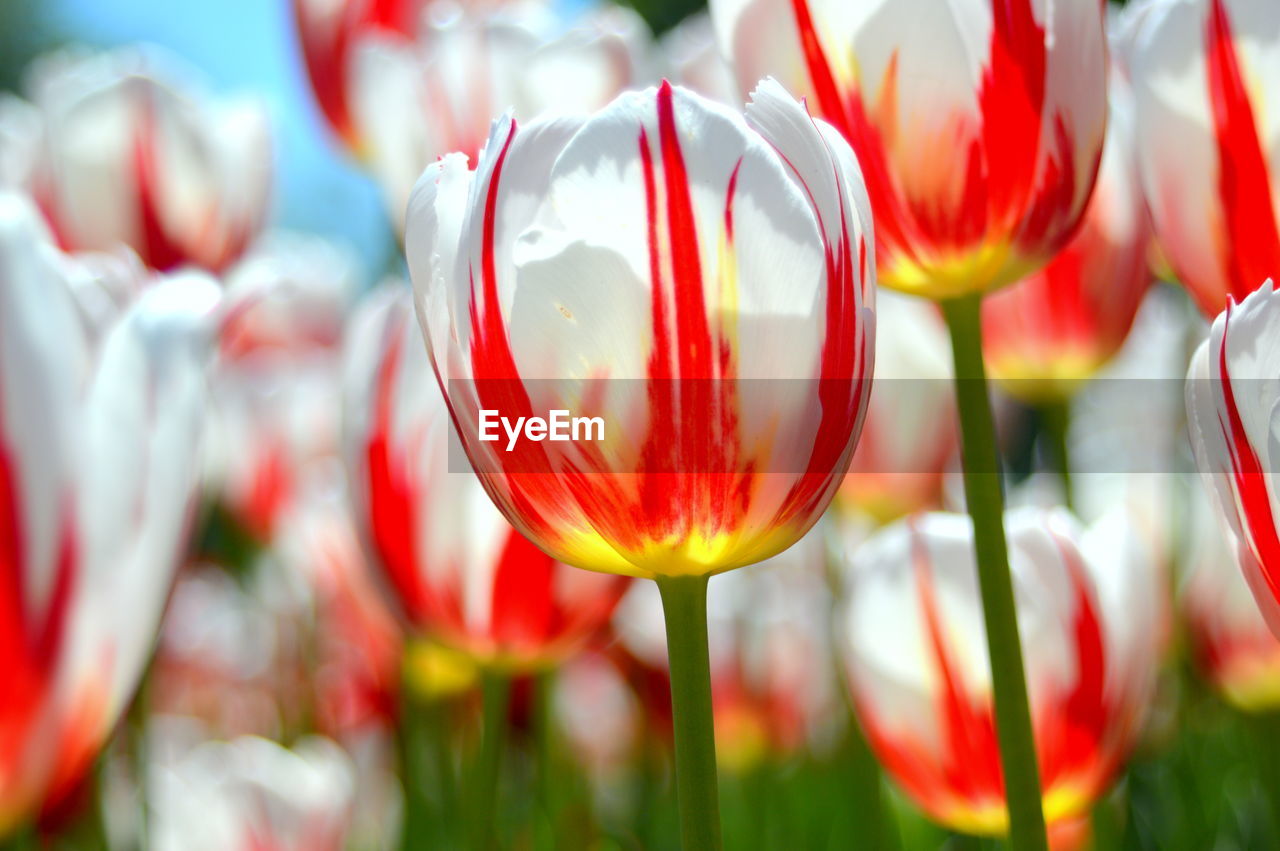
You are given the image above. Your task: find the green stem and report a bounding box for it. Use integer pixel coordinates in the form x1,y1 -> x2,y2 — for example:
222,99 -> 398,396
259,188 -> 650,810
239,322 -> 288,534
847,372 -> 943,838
532,670 -> 558,849
1249,711 -> 1280,841
940,294 -> 1049,851
656,574 -> 723,851
844,714 -> 895,851
470,671 -> 511,850
1090,788 -> 1122,851
397,683 -> 434,851
1039,397 -> 1075,512
127,671 -> 153,851
429,698 -> 458,843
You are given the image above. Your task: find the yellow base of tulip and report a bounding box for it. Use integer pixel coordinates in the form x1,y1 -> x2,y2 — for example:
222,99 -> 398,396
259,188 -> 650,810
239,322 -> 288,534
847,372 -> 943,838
987,350 -> 1106,404
1220,665 -> 1280,713
553,520 -> 814,580
882,240 -> 1040,301
403,640 -> 480,700
937,779 -> 1096,839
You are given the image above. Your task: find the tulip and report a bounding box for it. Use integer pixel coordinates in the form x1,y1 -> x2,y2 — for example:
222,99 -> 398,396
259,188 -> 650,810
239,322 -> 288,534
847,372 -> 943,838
982,86 -> 1154,399
8,48 -> 270,272
1186,280 -> 1280,639
711,7 -> 1108,843
408,79 -> 872,580
352,2 -> 651,234
0,191 -> 217,835
291,0 -> 426,152
149,732 -> 355,851
837,508 -> 1159,837
343,284 -> 629,669
406,80 -> 873,847
206,237 -> 355,541
1129,0 -> 1280,316
710,0 -> 1107,299
1183,483 -> 1280,712
839,291 -> 955,523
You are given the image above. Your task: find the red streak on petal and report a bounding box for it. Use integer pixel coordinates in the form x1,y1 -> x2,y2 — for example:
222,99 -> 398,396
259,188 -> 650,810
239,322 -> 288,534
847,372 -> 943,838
239,438 -> 293,542
1038,531 -> 1111,791
787,1 -> 913,262
724,158 -> 742,244
767,112 -> 867,526
981,0 -> 1048,236
488,529 -> 559,649
293,0 -> 419,148
132,92 -> 188,271
1217,299 -> 1280,611
911,521 -> 1005,803
0,375 -> 77,774
364,321 -> 432,624
1206,0 -> 1280,306
787,0 -> 851,133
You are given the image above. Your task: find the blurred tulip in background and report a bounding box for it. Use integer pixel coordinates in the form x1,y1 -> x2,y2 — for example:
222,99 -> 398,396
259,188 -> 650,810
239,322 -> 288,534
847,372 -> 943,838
0,47 -> 270,273
1129,0 -> 1280,316
837,508 -> 1160,837
0,191 -> 218,835
839,291 -> 955,524
711,0 -> 1108,298
982,80 -> 1154,399
343,285 -> 630,668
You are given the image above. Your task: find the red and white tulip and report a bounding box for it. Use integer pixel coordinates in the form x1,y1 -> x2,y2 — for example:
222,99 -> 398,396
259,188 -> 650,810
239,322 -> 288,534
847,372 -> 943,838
1129,0 -> 1280,316
1186,281 -> 1280,639
407,80 -> 875,578
343,284 -> 629,668
0,191 -> 217,833
710,0 -> 1107,297
837,508 -> 1160,836
352,2 -> 651,233
982,82 -> 1154,397
291,0 -> 427,152
7,48 -> 270,273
